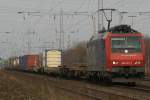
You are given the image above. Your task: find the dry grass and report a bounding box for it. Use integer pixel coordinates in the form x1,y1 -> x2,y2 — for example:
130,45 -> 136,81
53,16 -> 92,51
0,70 -> 79,100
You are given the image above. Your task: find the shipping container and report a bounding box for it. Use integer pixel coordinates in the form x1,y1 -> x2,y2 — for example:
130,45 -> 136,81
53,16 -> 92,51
8,57 -> 19,68
13,57 -> 19,68
44,50 -> 62,68
19,54 -> 40,71
19,56 -> 26,69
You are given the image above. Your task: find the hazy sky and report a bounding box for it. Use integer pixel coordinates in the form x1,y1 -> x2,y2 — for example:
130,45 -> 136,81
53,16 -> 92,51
0,0 -> 150,58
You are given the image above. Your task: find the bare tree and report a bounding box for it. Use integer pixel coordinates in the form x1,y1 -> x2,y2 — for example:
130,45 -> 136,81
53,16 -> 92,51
63,41 -> 87,67
144,36 -> 150,75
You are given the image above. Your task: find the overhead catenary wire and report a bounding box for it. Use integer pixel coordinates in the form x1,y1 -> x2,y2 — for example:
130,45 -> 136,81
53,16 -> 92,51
74,0 -> 87,12
1,0 -> 150,57
49,0 -> 65,13
105,0 -> 125,8
64,15 -> 90,33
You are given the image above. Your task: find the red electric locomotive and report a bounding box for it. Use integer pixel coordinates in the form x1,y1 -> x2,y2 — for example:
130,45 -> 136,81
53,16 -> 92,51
87,25 -> 145,79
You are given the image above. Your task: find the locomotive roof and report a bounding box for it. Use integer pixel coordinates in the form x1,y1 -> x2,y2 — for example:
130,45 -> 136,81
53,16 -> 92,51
90,25 -> 140,41
108,25 -> 138,33
99,25 -> 138,33
89,33 -> 105,41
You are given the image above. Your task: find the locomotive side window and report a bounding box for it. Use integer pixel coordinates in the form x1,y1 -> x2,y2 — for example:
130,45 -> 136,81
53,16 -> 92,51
127,37 -> 141,48
111,37 -> 126,49
111,36 -> 142,53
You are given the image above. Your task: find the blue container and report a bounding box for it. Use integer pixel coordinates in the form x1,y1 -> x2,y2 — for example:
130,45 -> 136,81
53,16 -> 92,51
19,56 -> 27,70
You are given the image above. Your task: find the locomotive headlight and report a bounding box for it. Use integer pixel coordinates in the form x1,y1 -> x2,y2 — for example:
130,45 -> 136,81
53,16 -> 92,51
113,61 -> 116,64
112,61 -> 119,64
125,49 -> 128,54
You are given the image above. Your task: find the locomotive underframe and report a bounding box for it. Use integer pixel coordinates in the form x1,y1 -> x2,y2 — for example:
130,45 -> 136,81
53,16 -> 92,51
60,66 -> 144,79
111,66 -> 145,78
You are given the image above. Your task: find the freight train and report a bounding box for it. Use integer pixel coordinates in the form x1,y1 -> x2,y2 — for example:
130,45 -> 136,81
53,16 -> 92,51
8,50 -> 62,73
7,25 -> 145,82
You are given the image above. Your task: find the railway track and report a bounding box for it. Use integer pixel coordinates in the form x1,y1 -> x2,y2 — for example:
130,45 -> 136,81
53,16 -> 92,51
47,76 -> 150,100
50,79 -> 140,100
132,85 -> 150,92
113,84 -> 150,93
7,70 -> 150,100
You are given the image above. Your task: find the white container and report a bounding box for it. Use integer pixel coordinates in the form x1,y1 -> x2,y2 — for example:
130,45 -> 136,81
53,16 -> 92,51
45,50 -> 62,68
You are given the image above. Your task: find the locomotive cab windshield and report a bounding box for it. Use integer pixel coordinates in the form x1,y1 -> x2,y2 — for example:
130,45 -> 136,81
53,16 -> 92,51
111,36 -> 142,53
